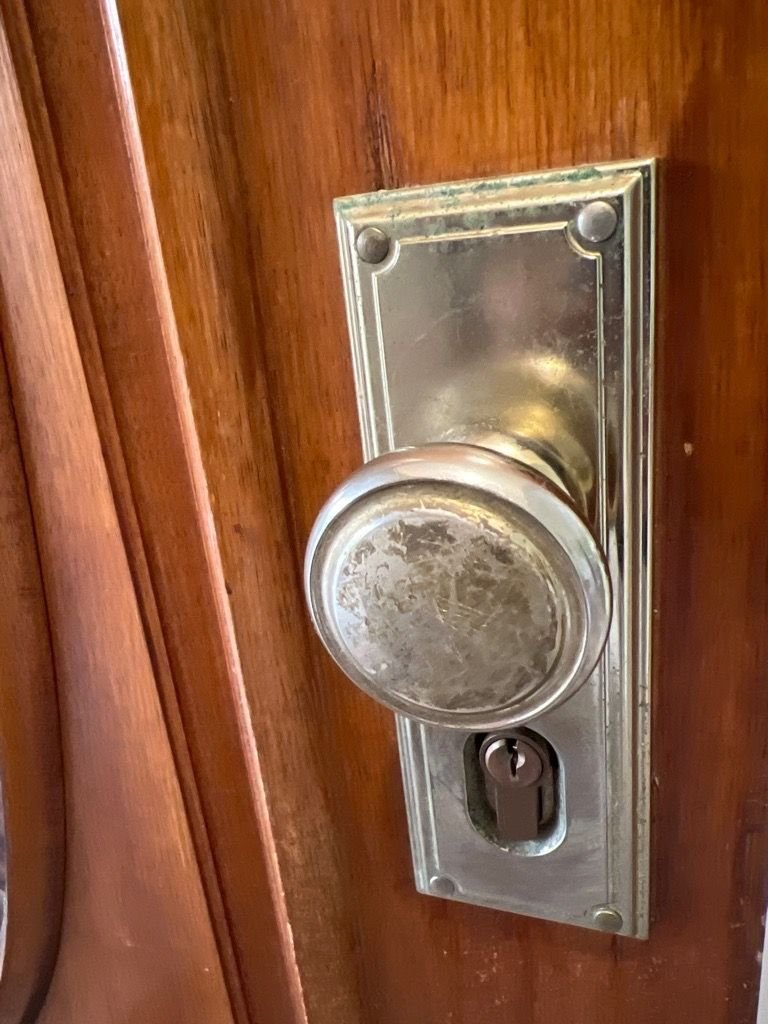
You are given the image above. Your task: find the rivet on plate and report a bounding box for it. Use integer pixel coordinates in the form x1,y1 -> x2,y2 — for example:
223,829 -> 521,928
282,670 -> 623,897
575,201 -> 618,243
355,226 -> 390,263
590,905 -> 624,933
429,874 -> 457,898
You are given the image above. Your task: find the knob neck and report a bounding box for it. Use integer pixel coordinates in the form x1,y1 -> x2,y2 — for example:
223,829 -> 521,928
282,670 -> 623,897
457,431 -> 576,505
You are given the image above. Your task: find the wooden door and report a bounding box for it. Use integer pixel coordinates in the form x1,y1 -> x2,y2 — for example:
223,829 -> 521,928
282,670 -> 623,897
0,1 -> 766,1023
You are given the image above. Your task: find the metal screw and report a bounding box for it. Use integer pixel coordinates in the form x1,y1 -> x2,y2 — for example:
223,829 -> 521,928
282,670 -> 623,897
591,905 -> 624,933
575,201 -> 618,243
355,226 -> 390,263
429,874 -> 457,898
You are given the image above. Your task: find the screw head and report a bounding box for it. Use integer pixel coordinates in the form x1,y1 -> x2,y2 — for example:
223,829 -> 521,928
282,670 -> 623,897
575,201 -> 618,243
591,905 -> 624,933
355,226 -> 390,263
429,874 -> 457,898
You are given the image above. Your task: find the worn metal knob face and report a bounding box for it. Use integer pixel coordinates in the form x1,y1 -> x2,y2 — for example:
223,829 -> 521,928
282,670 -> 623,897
304,444 -> 611,729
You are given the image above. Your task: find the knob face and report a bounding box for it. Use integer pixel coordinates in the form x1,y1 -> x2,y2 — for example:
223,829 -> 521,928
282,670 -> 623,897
305,444 -> 611,729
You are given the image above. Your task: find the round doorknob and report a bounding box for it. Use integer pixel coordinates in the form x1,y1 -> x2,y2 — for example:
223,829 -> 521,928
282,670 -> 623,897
304,443 -> 610,729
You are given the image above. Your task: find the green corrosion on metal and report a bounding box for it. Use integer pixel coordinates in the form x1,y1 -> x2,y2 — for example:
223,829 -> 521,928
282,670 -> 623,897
333,163 -> 606,215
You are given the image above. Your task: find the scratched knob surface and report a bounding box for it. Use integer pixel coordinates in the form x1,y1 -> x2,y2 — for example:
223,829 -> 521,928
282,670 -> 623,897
304,443 -> 611,729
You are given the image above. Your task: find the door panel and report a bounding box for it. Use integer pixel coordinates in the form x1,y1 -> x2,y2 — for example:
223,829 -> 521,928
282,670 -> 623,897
108,2 -> 768,1022
3,1 -> 767,1022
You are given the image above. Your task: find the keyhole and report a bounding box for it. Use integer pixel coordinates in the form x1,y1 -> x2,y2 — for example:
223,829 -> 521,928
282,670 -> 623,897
463,730 -> 563,853
508,740 -> 523,778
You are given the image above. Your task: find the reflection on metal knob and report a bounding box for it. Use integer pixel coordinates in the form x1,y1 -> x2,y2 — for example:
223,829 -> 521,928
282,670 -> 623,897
304,443 -> 611,729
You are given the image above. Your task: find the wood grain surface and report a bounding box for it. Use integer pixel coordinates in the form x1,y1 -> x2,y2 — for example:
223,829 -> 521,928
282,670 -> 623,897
0,263 -> 63,1022
5,0 -> 311,1018
0,11 -> 236,1021
0,1 -> 764,1022
113,2 -> 768,1023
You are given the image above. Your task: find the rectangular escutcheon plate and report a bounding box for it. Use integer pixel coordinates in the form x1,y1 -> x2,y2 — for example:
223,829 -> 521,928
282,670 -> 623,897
334,160 -> 654,937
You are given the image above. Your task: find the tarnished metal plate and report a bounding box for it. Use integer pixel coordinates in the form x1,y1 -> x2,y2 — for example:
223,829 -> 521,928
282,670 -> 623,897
334,160 -> 655,937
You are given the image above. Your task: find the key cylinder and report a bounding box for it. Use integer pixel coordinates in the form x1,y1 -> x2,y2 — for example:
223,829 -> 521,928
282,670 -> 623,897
478,731 -> 555,844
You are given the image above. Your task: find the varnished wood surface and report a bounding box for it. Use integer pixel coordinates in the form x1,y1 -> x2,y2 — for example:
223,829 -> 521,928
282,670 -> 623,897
0,279 -> 63,1020
0,11 -> 235,1021
8,1 -> 310,1019
115,2 -> 768,1023
99,2 -> 366,1020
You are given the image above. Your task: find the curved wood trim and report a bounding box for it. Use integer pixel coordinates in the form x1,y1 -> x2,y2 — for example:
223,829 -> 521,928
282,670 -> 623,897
0,339 -> 64,1019
0,11 -> 236,1021
0,13 -> 64,1020
1,2 -> 309,1022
